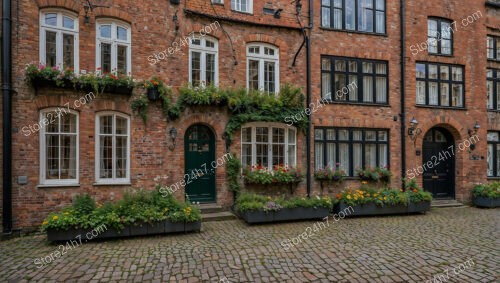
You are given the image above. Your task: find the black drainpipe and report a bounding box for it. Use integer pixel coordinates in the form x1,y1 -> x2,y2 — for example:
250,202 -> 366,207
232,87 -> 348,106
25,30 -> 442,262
2,0 -> 13,234
306,0 -> 312,197
400,0 -> 406,189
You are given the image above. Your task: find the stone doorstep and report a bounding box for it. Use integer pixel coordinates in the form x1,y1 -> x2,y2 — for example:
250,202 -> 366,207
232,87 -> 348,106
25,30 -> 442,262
201,211 -> 238,222
431,199 -> 466,208
198,203 -> 225,214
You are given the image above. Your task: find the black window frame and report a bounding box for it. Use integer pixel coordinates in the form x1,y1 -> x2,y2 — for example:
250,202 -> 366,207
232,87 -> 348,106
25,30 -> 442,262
487,131 -> 500,177
314,127 -> 390,177
416,62 -> 465,108
488,69 -> 500,111
427,17 -> 454,56
321,0 -> 386,35
487,35 -> 499,61
321,56 -> 389,104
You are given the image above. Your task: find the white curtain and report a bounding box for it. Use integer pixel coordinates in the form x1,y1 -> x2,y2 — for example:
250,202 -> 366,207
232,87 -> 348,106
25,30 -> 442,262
315,143 -> 324,170
429,82 -> 438,105
339,143 -> 350,174
326,143 -> 336,169
363,76 -> 373,102
376,77 -> 386,103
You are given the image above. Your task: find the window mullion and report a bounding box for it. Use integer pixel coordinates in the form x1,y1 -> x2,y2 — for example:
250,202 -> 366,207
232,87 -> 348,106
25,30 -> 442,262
112,116 -> 116,179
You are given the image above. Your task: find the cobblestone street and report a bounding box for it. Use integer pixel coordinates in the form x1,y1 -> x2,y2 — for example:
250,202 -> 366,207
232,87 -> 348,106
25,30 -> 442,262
0,207 -> 498,283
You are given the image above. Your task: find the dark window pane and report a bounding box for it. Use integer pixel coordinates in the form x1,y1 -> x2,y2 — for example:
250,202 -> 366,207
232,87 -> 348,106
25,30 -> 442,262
63,34 -> 74,70
46,31 -> 57,67
100,43 -> 111,73
117,45 -> 127,74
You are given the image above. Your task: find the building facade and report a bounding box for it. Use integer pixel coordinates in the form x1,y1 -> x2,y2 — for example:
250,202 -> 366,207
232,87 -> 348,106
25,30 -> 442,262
0,0 -> 498,232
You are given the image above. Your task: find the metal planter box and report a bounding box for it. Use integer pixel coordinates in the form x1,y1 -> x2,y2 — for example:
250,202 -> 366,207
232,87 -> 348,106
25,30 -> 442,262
334,202 -> 406,217
129,222 -> 149,236
164,221 -> 185,233
473,196 -> 500,208
240,211 -> 274,224
407,202 -> 431,213
240,207 -> 330,224
184,221 -> 202,232
147,222 -> 165,234
47,228 -> 87,242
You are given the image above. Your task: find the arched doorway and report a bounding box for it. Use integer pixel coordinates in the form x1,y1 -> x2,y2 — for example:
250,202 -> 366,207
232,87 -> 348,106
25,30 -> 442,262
422,127 -> 455,199
184,124 -> 216,203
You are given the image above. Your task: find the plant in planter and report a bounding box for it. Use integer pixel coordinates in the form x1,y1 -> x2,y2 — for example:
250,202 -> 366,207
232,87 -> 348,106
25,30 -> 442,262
25,63 -> 77,89
313,166 -> 346,183
131,95 -> 149,123
242,164 -> 304,185
472,182 -> 500,208
143,76 -> 171,101
356,166 -> 392,183
235,194 -> 331,224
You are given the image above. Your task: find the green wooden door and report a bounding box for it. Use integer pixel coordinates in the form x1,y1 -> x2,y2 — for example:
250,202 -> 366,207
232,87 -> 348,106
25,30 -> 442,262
184,125 -> 216,203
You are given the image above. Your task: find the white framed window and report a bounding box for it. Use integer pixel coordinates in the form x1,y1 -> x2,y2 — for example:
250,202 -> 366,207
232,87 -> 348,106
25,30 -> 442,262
241,123 -> 296,169
212,0 -> 224,4
189,35 -> 219,87
40,109 -> 79,185
39,10 -> 79,73
231,0 -> 252,13
96,20 -> 131,75
95,112 -> 130,184
247,44 -> 279,93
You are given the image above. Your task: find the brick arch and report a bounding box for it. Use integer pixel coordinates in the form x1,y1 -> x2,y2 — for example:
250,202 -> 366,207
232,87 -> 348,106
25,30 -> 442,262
243,34 -> 288,53
93,7 -> 132,24
189,22 -> 225,40
37,0 -> 80,13
416,116 -> 465,149
177,112 -> 228,140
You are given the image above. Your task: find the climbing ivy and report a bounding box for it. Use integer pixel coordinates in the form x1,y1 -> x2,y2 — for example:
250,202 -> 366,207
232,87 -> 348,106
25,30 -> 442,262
226,153 -> 242,195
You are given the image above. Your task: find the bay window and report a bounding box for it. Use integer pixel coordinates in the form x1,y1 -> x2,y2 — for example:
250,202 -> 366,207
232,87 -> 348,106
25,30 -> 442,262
314,128 -> 389,176
247,44 -> 279,94
40,109 -> 79,185
96,20 -> 131,74
241,124 -> 296,168
95,113 -> 130,184
39,10 -> 79,72
189,35 -> 218,86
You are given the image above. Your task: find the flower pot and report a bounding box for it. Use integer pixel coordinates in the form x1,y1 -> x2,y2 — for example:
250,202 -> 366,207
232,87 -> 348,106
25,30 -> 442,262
165,221 -> 185,233
47,227 -> 86,242
407,202 -> 431,213
274,208 -> 293,222
115,85 -> 133,95
129,222 -> 149,236
184,221 -> 202,232
98,227 -> 130,239
240,211 -> 274,224
334,202 -> 407,217
147,88 -> 160,101
473,196 -> 500,208
147,222 -> 165,234
304,207 -> 330,219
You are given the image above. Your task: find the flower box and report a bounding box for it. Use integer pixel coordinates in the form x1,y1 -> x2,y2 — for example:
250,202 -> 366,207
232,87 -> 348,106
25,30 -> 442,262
473,196 -> 500,208
407,201 -> 431,213
129,222 -> 149,236
147,222 -> 165,234
239,207 -> 330,224
147,88 -> 160,100
334,201 -> 431,217
165,221 -> 185,233
46,228 -> 87,242
184,221 -> 202,232
98,227 -> 130,239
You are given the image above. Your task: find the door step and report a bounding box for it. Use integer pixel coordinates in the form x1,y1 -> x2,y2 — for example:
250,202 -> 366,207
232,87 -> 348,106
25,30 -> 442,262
198,203 -> 225,214
202,211 -> 238,222
431,199 -> 465,208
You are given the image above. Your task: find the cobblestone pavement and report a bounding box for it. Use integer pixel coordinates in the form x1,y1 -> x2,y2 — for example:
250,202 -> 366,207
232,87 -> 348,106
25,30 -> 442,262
0,206 -> 498,283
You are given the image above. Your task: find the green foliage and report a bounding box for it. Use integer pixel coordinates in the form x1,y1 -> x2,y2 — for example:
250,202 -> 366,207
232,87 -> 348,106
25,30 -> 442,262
472,182 -> 500,199
226,153 -> 241,194
235,193 -> 333,213
41,189 -> 201,231
130,95 -> 149,123
242,164 -> 303,185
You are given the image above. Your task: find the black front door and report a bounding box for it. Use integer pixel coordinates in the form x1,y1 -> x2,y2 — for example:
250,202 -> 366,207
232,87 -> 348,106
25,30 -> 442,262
422,128 -> 455,199
184,125 -> 216,203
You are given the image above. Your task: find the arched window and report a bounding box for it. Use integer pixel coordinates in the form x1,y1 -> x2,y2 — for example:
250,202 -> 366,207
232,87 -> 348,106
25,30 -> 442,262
95,112 -> 130,184
39,10 -> 79,72
189,35 -> 219,86
96,20 -> 131,74
40,108 -> 79,185
241,123 -> 296,168
247,44 -> 279,93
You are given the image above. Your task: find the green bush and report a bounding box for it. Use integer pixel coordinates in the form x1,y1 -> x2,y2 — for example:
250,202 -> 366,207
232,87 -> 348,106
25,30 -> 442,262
472,182 -> 500,199
235,193 -> 332,213
334,184 -> 432,207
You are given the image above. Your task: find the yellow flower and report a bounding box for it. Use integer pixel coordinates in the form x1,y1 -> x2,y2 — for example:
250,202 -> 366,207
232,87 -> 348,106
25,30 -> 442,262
346,195 -> 352,200
361,181 -> 368,185
164,207 -> 169,212
52,215 -> 59,220
42,221 -> 48,225
384,197 -> 388,201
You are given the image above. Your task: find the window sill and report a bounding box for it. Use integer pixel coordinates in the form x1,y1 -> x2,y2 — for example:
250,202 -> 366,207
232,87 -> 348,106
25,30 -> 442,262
93,182 -> 132,186
427,53 -> 454,58
322,100 -> 390,107
37,183 -> 81,188
231,9 -> 253,15
319,27 -> 387,37
487,109 -> 500,113
487,177 -> 500,180
415,105 -> 467,111
487,58 -> 500,62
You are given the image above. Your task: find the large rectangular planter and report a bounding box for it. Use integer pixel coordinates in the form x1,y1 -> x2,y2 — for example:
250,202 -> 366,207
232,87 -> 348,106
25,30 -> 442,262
239,207 -> 330,224
185,221 -> 202,232
334,202 -> 407,217
47,220 -> 201,242
408,202 -> 431,213
473,196 -> 500,208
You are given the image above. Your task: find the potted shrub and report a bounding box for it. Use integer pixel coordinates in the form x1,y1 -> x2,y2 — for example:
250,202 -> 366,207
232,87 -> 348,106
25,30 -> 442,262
472,183 -> 500,208
142,76 -> 166,101
404,178 -> 432,213
356,166 -> 392,184
242,164 -> 304,186
25,63 -> 77,90
313,166 -> 346,183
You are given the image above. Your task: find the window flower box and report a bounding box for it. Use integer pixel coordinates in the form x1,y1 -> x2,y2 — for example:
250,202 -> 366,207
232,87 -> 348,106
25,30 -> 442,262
472,183 -> 500,208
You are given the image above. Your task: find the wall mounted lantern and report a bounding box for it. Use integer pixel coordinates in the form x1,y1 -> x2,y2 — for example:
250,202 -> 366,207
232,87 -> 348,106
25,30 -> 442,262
168,127 -> 178,151
468,121 -> 480,137
408,117 -> 422,146
82,0 -> 110,24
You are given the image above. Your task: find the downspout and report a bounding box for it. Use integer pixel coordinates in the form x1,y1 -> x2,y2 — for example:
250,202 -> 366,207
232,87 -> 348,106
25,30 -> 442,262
2,0 -> 13,233
306,0 -> 312,197
400,0 -> 406,189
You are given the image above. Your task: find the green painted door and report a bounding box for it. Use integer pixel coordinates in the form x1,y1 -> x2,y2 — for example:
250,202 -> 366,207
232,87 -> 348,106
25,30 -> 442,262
184,125 -> 216,203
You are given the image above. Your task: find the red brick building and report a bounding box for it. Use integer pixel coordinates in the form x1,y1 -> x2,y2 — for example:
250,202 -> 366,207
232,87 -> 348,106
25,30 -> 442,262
1,0 -> 498,232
